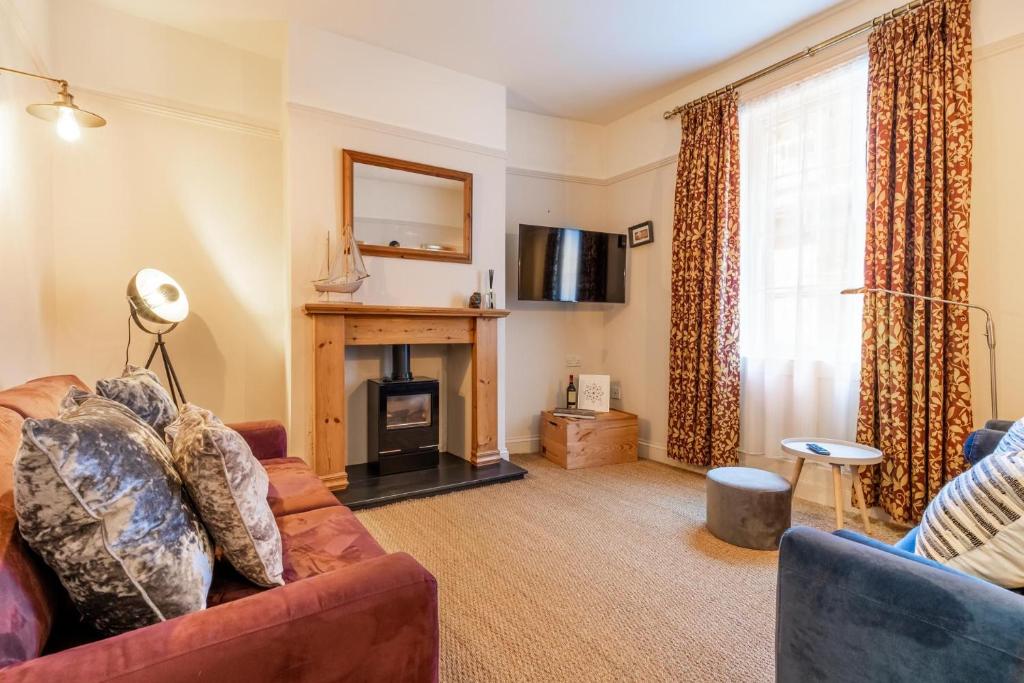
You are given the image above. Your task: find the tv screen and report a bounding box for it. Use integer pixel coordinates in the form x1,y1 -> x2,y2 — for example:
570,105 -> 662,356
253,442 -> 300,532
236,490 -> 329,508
517,225 -> 626,303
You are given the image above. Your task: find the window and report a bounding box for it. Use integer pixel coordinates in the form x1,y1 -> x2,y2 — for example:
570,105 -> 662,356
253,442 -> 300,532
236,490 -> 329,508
738,56 -> 868,455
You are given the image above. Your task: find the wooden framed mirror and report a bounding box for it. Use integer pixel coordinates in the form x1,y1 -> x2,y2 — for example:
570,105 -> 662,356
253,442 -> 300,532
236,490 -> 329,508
343,150 -> 473,264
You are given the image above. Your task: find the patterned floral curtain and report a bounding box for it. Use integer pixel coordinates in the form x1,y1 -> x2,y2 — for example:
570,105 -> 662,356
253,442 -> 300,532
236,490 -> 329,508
667,92 -> 741,467
856,0 -> 973,524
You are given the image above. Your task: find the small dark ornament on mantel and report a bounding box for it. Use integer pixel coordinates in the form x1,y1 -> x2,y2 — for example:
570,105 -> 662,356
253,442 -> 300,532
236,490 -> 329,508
389,240 -> 401,247
468,292 -> 482,308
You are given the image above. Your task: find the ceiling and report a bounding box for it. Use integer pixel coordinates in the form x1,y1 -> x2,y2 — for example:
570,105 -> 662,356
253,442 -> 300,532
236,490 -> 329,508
91,0 -> 848,123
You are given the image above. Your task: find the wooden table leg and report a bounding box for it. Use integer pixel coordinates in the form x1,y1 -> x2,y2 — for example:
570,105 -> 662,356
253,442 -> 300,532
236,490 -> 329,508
831,464 -> 844,529
790,457 -> 805,489
853,465 -> 872,534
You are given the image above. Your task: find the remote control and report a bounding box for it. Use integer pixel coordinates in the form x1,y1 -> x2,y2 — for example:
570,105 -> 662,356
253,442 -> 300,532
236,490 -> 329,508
806,443 -> 831,456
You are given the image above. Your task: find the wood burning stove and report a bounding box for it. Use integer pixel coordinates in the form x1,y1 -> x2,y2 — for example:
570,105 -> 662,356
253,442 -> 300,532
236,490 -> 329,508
367,345 -> 440,476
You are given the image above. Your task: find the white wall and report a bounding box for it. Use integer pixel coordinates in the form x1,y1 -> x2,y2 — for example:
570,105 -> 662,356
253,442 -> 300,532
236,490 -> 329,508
287,24 -> 505,151
1,0 -> 288,425
504,172 -> 618,452
504,109 -> 635,453
971,28 -> 1024,425
507,109 -> 605,178
286,25 -> 508,462
49,96 -> 286,423
0,0 -> 56,387
49,0 -> 280,129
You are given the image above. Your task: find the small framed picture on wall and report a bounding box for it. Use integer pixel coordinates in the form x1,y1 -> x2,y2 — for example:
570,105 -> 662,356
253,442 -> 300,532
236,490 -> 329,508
628,221 -> 654,247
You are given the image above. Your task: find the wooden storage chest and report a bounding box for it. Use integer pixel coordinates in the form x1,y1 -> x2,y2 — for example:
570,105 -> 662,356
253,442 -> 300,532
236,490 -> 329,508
539,409 -> 638,469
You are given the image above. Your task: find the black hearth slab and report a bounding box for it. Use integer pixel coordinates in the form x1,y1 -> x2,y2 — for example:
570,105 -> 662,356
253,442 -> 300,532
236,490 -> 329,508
336,451 -> 527,510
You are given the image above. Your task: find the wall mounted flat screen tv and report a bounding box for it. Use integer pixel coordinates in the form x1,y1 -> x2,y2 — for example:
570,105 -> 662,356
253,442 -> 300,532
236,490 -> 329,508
517,225 -> 626,303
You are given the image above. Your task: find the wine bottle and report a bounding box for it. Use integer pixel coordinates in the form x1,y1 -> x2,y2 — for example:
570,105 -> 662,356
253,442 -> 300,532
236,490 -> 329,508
566,374 -> 578,409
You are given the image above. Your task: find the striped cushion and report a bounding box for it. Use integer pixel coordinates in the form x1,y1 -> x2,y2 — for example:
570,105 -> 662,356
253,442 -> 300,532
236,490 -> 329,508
993,417 -> 1024,456
916,449 -> 1024,588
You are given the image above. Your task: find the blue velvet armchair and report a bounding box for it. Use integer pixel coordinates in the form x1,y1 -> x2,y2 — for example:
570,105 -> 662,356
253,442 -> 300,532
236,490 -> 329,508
776,420 -> 1024,682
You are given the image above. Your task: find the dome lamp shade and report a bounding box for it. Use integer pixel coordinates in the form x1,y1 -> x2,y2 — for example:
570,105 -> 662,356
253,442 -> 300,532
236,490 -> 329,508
127,269 -> 189,329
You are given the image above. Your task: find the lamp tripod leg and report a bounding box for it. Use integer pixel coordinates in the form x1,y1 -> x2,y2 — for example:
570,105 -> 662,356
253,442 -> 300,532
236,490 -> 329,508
144,341 -> 160,369
143,334 -> 187,407
159,339 -> 187,406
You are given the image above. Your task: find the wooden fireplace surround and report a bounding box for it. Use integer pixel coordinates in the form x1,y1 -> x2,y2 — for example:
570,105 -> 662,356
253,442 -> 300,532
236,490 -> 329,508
303,302 -> 510,490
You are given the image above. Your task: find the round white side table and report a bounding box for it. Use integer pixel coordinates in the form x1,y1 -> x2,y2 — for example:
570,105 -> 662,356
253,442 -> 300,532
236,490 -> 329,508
780,438 -> 883,533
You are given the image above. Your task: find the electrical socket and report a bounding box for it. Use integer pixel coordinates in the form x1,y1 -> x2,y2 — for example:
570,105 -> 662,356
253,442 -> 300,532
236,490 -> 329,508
566,354 -> 582,367
610,382 -> 622,400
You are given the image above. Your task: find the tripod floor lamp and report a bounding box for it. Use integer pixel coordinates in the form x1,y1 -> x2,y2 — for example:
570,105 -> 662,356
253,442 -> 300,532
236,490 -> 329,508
127,269 -> 189,406
841,286 -> 998,419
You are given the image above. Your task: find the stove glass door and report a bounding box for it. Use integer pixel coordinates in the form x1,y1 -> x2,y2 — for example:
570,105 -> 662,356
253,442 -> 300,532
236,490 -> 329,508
385,393 -> 432,430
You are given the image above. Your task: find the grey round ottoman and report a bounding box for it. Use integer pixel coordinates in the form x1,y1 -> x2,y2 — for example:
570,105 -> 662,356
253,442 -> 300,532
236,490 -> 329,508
706,467 -> 793,550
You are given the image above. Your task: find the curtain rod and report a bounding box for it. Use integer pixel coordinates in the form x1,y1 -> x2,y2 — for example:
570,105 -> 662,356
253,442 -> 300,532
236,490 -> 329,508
662,0 -> 927,119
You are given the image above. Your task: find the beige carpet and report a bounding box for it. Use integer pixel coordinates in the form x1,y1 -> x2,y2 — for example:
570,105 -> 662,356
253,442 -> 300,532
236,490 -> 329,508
355,454 -> 905,682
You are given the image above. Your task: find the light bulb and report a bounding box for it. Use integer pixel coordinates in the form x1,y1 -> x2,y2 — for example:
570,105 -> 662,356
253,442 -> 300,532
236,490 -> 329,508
56,107 -> 80,141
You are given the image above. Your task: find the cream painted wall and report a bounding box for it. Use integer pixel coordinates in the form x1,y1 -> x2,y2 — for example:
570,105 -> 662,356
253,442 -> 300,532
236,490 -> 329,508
971,31 -> 1024,424
2,0 -> 288,425
504,172 -> 620,452
50,97 -> 286,423
287,24 -> 505,151
0,0 -> 56,387
49,0 -> 280,129
285,30 -> 507,463
506,109 -> 605,178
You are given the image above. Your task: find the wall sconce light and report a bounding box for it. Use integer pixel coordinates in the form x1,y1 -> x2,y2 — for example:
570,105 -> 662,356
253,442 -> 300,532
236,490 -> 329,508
0,65 -> 106,141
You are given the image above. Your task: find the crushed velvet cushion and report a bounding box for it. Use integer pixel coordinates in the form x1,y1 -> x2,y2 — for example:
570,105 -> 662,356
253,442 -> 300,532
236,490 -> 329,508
207,505 -> 385,606
263,457 -> 342,517
166,405 -> 283,587
13,392 -> 213,634
96,365 -> 177,437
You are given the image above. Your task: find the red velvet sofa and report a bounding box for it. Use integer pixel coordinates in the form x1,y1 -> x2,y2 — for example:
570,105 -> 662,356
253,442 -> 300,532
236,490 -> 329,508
0,375 -> 439,682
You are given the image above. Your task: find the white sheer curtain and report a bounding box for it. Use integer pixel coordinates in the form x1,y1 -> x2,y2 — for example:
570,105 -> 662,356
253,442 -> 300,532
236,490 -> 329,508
738,56 -> 868,460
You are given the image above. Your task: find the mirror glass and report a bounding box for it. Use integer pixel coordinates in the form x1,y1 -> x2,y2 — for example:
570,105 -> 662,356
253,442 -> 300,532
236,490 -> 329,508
344,151 -> 472,263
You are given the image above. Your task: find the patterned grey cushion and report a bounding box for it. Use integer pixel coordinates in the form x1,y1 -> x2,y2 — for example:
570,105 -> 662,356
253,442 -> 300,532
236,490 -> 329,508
165,405 -> 283,587
14,391 -> 213,634
96,365 -> 178,437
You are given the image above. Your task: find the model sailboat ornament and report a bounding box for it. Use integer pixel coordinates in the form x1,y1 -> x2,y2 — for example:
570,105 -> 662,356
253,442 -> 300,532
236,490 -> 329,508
314,225 -> 369,295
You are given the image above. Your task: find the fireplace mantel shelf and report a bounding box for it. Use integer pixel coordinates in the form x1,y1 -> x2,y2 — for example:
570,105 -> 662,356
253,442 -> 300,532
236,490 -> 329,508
304,302 -> 510,318
304,302 -> 509,490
